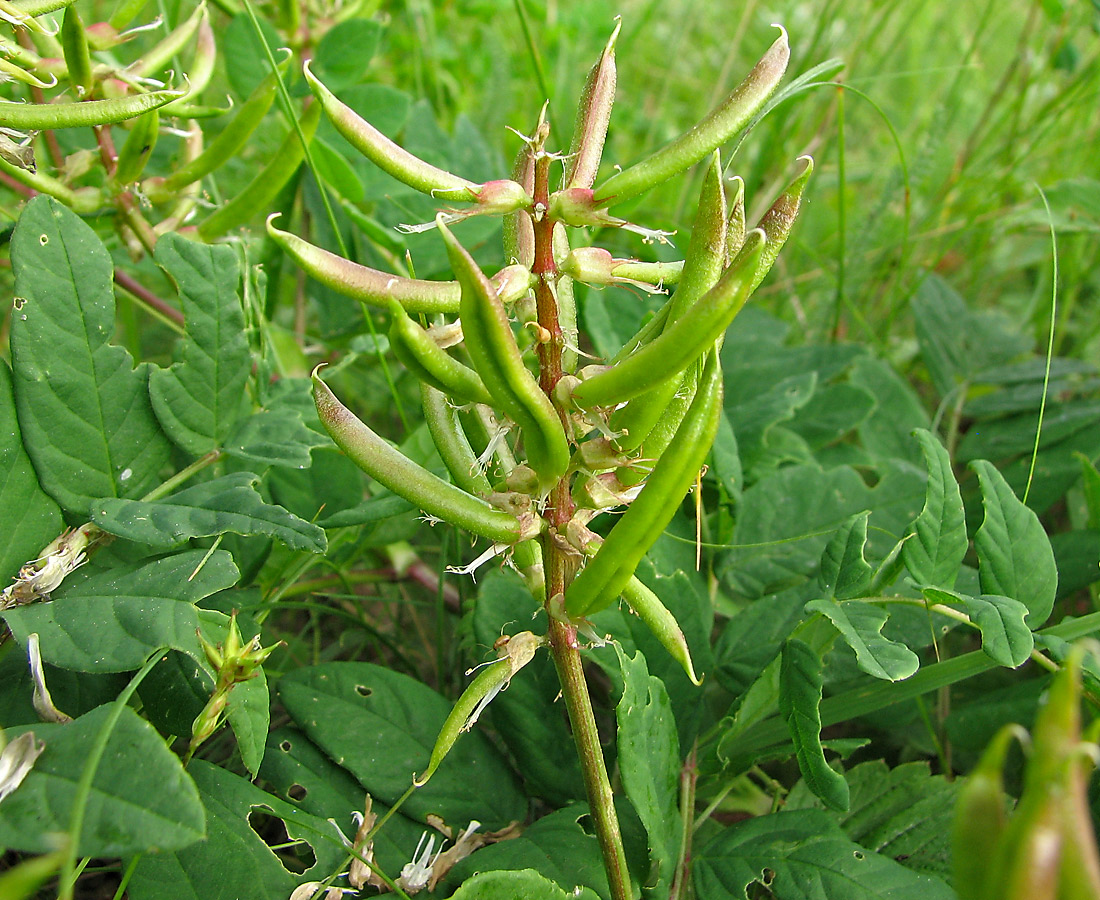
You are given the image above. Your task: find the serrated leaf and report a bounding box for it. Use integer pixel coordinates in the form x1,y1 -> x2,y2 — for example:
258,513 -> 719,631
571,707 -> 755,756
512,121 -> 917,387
128,760 -> 345,900
819,511 -> 873,600
223,407 -> 329,468
0,359 -> 63,585
148,235 -> 250,456
903,429 -> 967,587
2,550 -> 240,672
614,645 -> 682,890
807,599 -> 919,682
278,662 -> 526,829
226,672 -> 269,777
0,705 -> 205,856
9,195 -> 171,513
90,472 -> 327,553
780,639 -> 849,811
971,460 -> 1058,627
923,587 -> 1033,667
451,869 -> 601,900
694,809 -> 956,899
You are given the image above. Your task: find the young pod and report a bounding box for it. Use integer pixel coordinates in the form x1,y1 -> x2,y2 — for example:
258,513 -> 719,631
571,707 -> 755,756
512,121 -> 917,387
747,155 -> 813,293
621,576 -> 701,685
0,86 -> 185,130
441,220 -> 570,493
566,349 -> 722,617
591,26 -> 789,206
421,384 -> 494,498
197,102 -> 322,239
563,18 -> 619,191
389,302 -> 495,406
572,231 -> 763,409
159,11 -> 217,112
124,2 -> 207,79
313,370 -> 538,545
415,632 -> 545,787
112,107 -> 158,186
60,4 -> 93,96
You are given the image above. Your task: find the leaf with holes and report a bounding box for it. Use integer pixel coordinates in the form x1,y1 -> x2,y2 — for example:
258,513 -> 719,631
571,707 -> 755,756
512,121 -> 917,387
806,599 -> 919,682
923,587 -> 1033,668
8,196 -> 171,513
903,429 -> 967,588
0,705 -> 205,856
780,639 -> 849,811
0,359 -> 63,585
148,235 -> 251,457
90,473 -> 327,553
2,550 -> 240,672
971,460 -> 1058,627
278,662 -> 526,829
694,809 -> 956,899
128,760 -> 344,900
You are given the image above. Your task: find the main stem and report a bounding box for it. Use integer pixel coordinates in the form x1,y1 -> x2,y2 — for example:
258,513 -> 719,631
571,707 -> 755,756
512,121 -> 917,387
531,147 -> 633,900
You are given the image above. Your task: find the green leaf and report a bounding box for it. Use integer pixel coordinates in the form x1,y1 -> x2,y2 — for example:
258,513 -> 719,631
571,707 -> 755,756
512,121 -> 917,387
903,429 -> 967,588
0,359 -> 63,585
222,12 -> 282,101
8,195 -> 171,513
849,357 -> 930,466
148,235 -> 250,457
806,599 -> 919,682
226,672 -> 269,778
788,382 -> 876,451
614,645 -> 682,890
90,472 -> 327,553
694,809 -> 956,899
779,639 -> 849,811
0,705 -> 205,856
971,459 -> 1058,627
1077,452 -> 1100,529
3,550 -> 240,672
446,806 -> 611,899
128,760 -> 345,900
278,662 -> 527,829
313,18 -> 382,91
819,511 -> 873,600
923,587 -> 1033,667
451,869 -> 601,900
223,407 -> 329,468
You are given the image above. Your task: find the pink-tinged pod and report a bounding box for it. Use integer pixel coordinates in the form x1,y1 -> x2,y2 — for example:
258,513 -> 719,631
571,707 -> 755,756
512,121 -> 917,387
561,247 -> 666,295
592,26 -> 789,207
313,370 -> 539,546
504,138 -> 535,267
748,155 -> 813,292
305,60 -> 530,216
159,11 -> 216,113
563,18 -> 619,190
125,1 -> 206,79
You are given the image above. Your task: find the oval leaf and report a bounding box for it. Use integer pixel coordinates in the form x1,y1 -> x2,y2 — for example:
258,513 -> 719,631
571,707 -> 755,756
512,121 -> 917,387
806,599 -> 919,682
903,429 -> 967,588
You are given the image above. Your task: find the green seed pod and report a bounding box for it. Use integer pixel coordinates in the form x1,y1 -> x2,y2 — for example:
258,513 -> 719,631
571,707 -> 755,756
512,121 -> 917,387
952,724 -> 1018,900
563,18 -> 619,191
572,231 -> 763,409
592,26 -> 789,206
747,155 -> 813,293
725,175 -> 746,263
159,11 -> 217,113
112,108 -> 158,186
441,219 -> 570,493
125,2 -> 207,79
60,4 -> 93,97
156,68 -> 280,194
314,370 -> 538,545
197,102 -> 321,239
415,631 -> 545,787
0,86 -> 184,130
421,384 -> 494,498
566,349 -> 722,617
390,302 -> 495,406
622,575 -> 701,685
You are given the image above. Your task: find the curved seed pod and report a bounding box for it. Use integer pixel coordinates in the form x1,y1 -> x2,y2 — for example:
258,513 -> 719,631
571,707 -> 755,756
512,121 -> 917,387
503,130 -> 535,268
304,59 -> 476,202
267,215 -> 461,313
617,364 -> 699,487
592,26 -> 789,206
566,350 -> 722,617
421,384 -> 493,497
313,370 -> 536,545
155,70 -> 279,194
608,295 -> 675,365
60,5 -> 92,96
747,155 -> 813,293
158,10 -> 216,112
441,219 -> 570,493
197,102 -> 321,239
125,1 -> 206,79
0,57 -> 56,89
563,18 -> 618,191
725,175 -> 746,262
390,303 -> 495,406
952,724 -> 1019,900
112,108 -> 158,186
12,0 -> 81,15
415,632 -> 545,787
572,231 -> 762,409
621,576 -> 701,685
0,85 -> 184,130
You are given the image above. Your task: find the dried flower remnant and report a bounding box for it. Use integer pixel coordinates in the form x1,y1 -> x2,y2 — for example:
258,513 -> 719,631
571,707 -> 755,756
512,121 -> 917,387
0,730 -> 45,803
